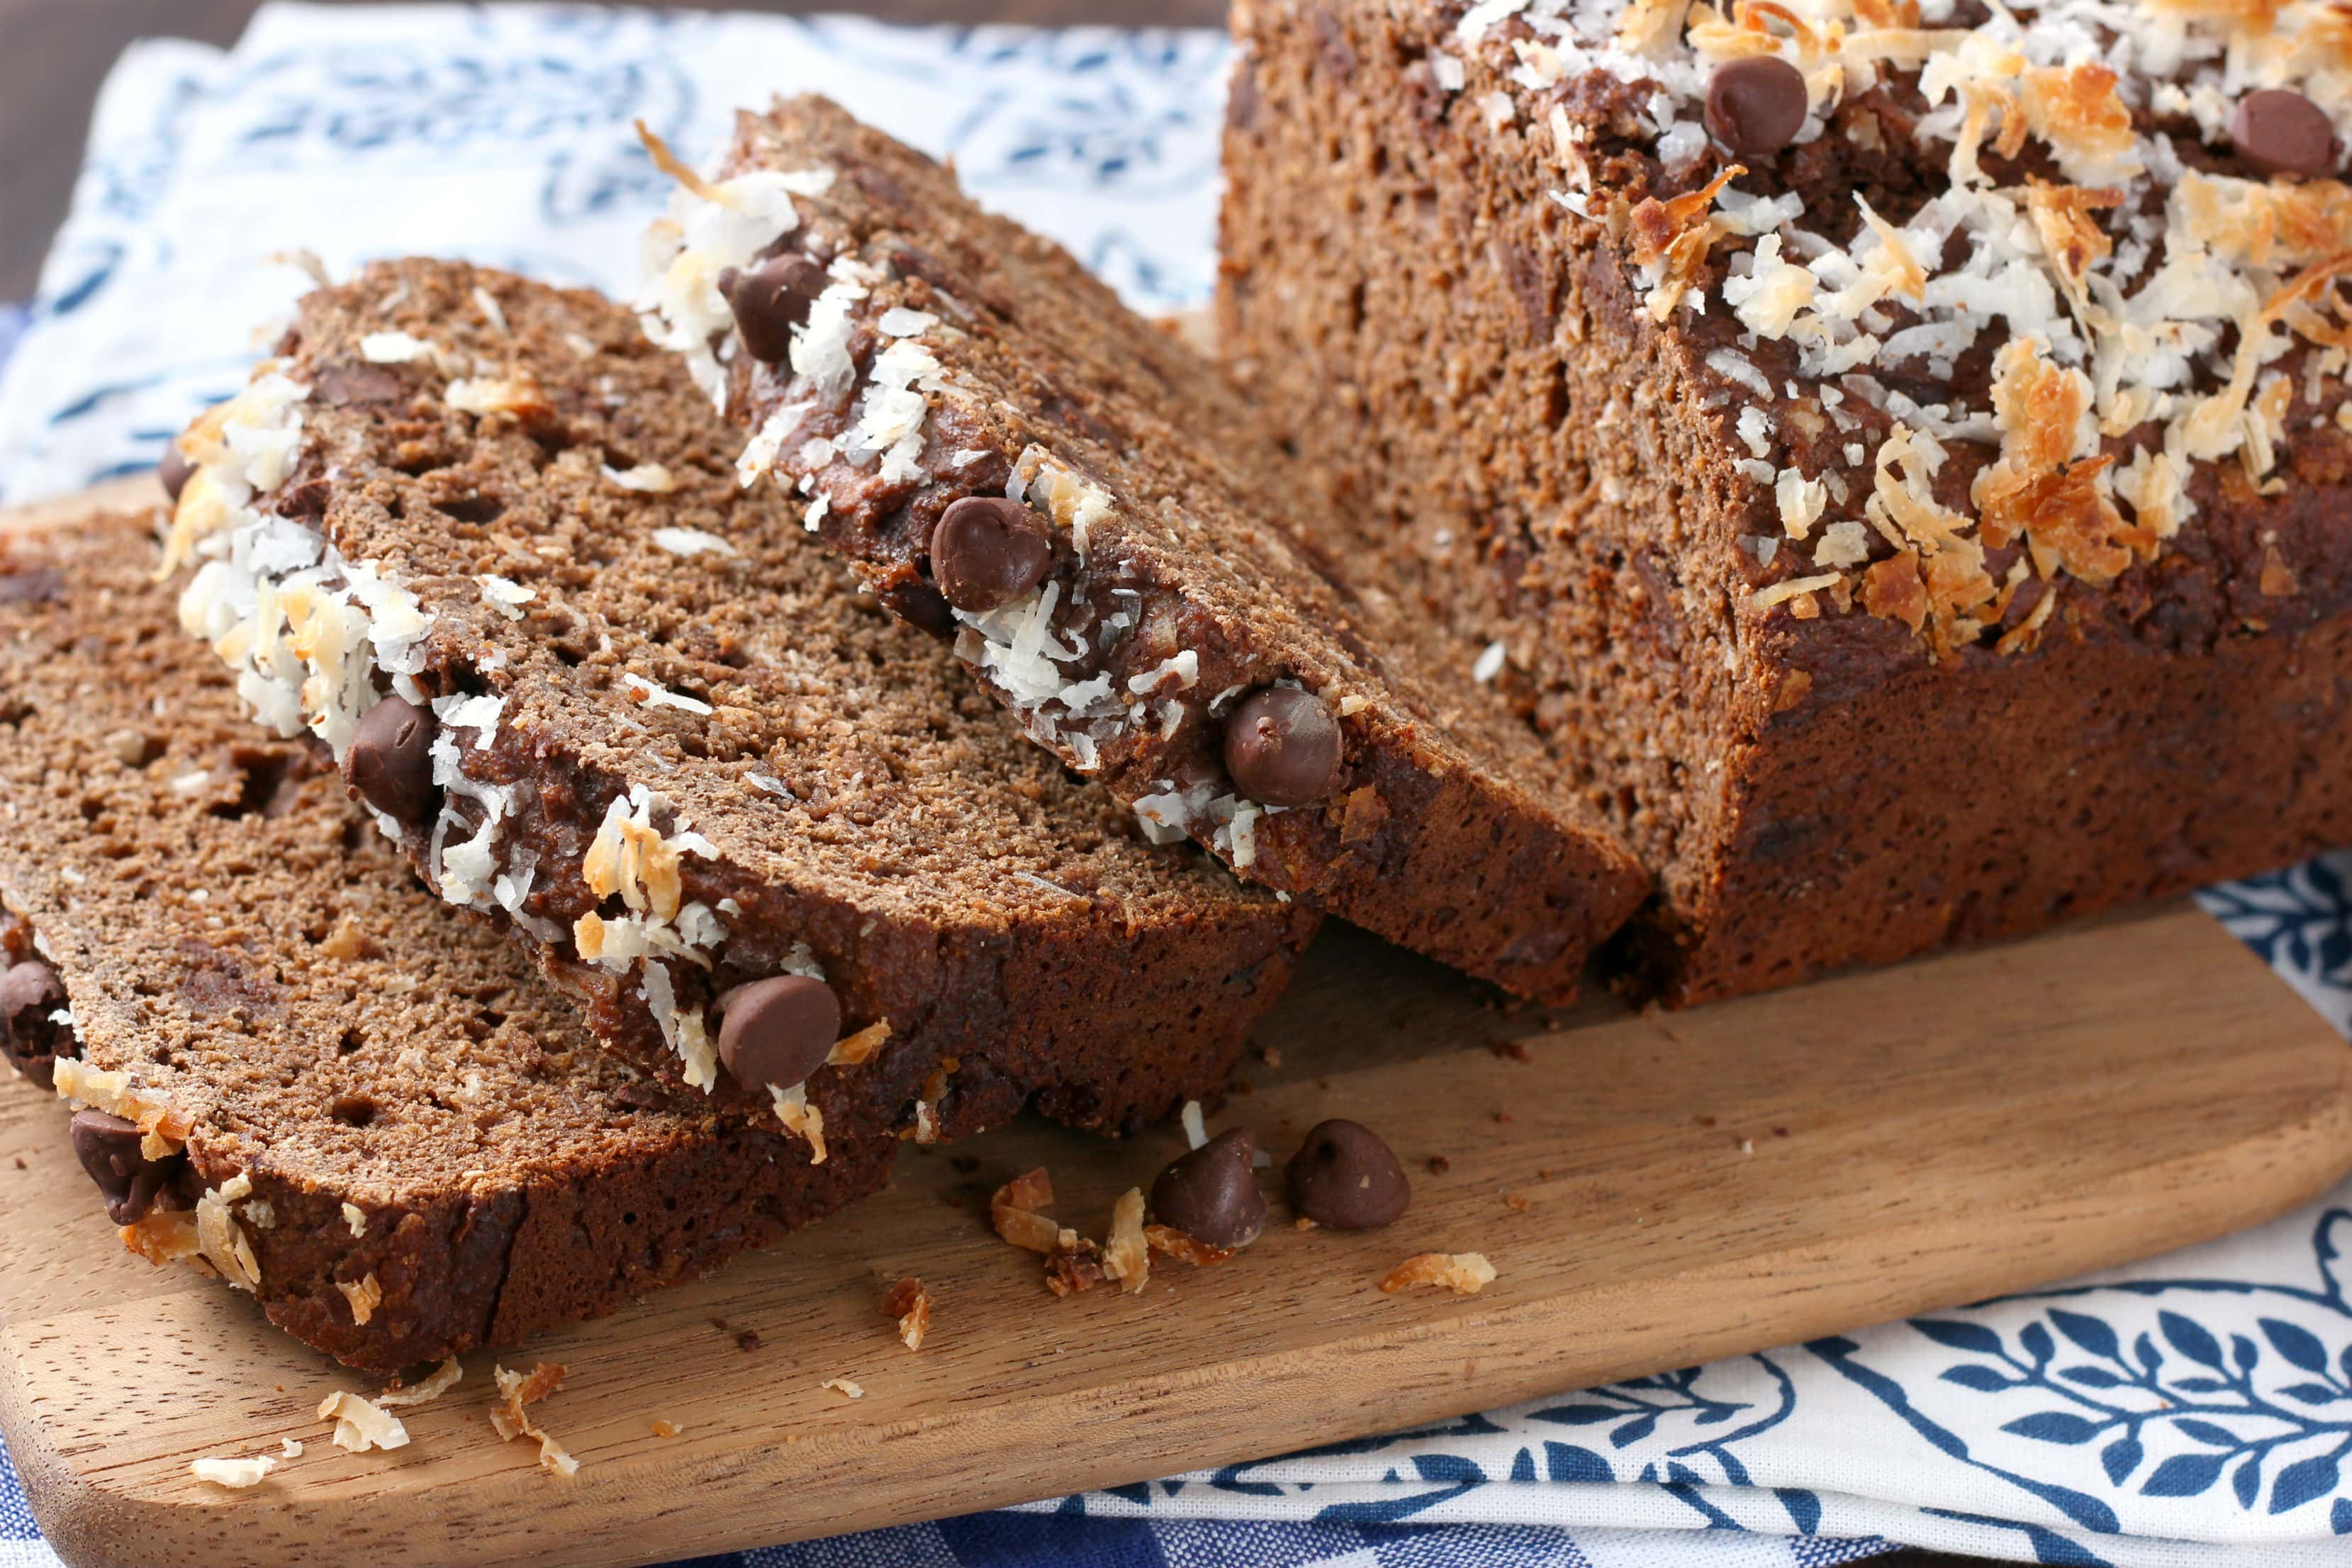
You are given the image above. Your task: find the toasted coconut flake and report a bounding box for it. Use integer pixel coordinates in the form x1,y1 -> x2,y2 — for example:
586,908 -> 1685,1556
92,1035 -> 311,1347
771,1082 -> 828,1165
337,1272 -> 383,1326
651,1420 -> 681,1438
2024,181 -> 2122,318
1628,164 -> 1742,320
447,376 -> 551,420
191,1455 -> 278,1489
604,463 -> 677,494
1102,1188 -> 1150,1295
826,1019 -> 890,1068
634,118 -> 730,206
490,1362 -> 577,1478
2017,65 -> 2140,183
990,1167 -> 1062,1254
1378,1251 -> 1499,1296
1751,571 -> 1842,611
883,1277 -> 931,1351
119,1209 -> 201,1265
318,1389 -> 411,1454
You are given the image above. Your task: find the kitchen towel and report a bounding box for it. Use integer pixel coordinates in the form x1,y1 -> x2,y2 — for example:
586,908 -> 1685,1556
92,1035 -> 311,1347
1,9 -> 2349,1565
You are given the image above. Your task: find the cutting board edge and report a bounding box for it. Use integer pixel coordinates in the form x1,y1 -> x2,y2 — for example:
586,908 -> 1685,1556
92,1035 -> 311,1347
10,1021 -> 2348,1568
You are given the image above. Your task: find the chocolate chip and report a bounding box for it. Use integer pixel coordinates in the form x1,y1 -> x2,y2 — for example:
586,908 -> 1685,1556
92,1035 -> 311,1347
719,254 -> 829,364
716,974 -> 841,1092
1150,1128 -> 1267,1248
342,695 -> 438,826
159,443 -> 196,503
0,960 -> 65,1090
1285,1119 -> 1409,1230
2231,89 -> 2336,179
1705,57 -> 1809,157
1223,687 -> 1343,807
929,497 -> 1053,613
69,1109 -> 178,1224
877,575 -> 957,638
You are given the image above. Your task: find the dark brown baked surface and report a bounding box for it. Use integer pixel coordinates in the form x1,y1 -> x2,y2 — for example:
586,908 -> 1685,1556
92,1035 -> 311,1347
0,515 -> 892,1375
644,94 -> 1650,1006
169,260 -> 1316,1150
1220,0 -> 2352,1003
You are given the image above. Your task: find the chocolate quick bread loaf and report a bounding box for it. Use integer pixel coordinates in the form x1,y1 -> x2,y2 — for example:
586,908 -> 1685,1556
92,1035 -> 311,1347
167,259 -> 1316,1162
1221,0 -> 2352,1004
637,94 -> 1650,1004
0,515 -> 892,1374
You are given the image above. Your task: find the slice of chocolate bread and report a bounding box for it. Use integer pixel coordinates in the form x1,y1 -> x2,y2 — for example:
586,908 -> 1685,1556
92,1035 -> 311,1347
0,515 -> 892,1374
1220,0 -> 2352,1004
170,261 -> 1315,1156
638,95 -> 1650,1006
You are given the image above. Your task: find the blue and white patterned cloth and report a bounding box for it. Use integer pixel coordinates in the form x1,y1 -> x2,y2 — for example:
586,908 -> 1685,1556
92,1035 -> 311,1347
0,9 -> 2348,1565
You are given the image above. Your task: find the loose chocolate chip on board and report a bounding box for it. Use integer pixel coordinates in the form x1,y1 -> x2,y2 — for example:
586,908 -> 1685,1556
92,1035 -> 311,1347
717,974 -> 841,1092
929,497 -> 1053,613
1705,57 -> 1809,157
1150,1128 -> 1268,1248
159,443 -> 197,503
69,1109 -> 177,1225
2231,89 -> 2336,179
342,696 -> 438,826
1224,688 -> 1343,807
719,254 -> 829,364
1285,1118 -> 1410,1230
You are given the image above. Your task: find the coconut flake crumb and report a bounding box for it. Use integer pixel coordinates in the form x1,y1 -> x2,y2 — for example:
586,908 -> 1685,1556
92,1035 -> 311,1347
318,1389 -> 411,1454
603,463 -> 677,494
358,330 -> 432,364
342,1202 -> 366,1238
377,1358 -> 464,1410
1472,640 -> 1507,683
883,1277 -> 931,1351
489,1362 -> 577,1478
476,575 -> 536,620
821,1377 -> 865,1400
191,1455 -> 278,1489
1180,1100 -> 1209,1150
1379,1252 -> 1498,1296
649,527 -> 737,558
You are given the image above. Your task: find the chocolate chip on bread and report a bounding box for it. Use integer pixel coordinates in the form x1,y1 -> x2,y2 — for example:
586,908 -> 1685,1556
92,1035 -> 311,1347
641,94 -> 1650,1004
167,261 -> 1318,1155
1221,0 -> 2352,1003
0,516 -> 892,1374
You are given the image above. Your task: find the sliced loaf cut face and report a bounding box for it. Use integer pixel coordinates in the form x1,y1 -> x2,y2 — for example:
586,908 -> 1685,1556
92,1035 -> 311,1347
640,95 -> 1650,1005
169,260 -> 1315,1153
0,515 -> 892,1375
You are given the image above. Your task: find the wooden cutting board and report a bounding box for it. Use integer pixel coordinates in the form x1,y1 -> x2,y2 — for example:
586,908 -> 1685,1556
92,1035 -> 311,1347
1,481 -> 2348,1568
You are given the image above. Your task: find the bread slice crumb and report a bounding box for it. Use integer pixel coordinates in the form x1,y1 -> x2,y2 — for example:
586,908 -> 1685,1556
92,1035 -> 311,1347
1379,1251 -> 1497,1296
489,1362 -> 577,1478
191,1454 -> 277,1489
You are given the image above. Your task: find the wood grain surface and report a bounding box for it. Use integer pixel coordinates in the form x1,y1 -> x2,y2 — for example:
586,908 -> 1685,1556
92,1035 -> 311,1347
4,837 -> 2348,1568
